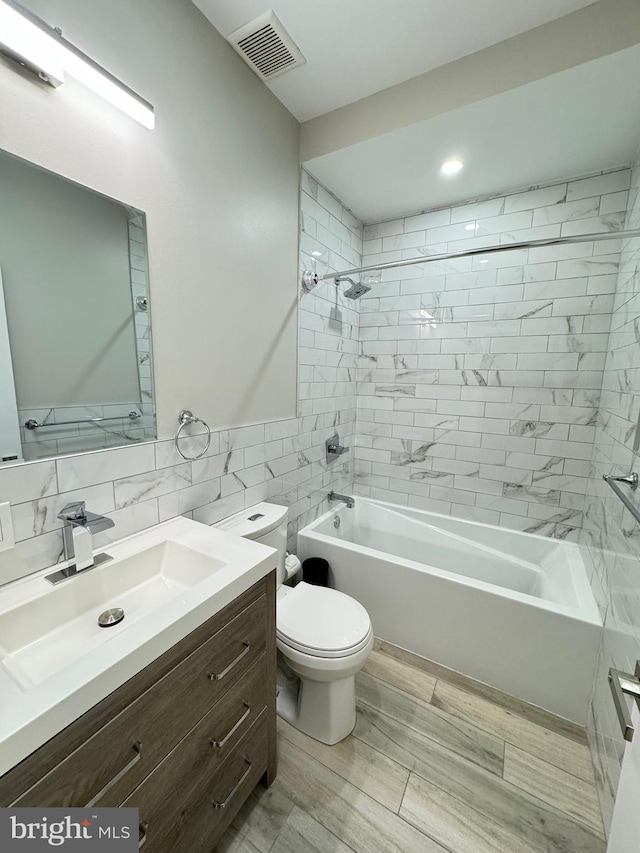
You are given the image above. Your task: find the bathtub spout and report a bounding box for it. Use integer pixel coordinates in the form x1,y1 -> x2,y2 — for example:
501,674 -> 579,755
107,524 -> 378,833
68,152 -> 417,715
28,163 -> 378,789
328,491 -> 355,509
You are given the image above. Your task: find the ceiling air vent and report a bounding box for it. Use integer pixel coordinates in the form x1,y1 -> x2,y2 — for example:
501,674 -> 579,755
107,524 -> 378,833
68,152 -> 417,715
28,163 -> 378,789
227,10 -> 306,81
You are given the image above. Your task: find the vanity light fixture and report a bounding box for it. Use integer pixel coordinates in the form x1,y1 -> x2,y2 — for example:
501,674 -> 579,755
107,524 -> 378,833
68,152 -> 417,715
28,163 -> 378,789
0,0 -> 155,129
440,158 -> 464,176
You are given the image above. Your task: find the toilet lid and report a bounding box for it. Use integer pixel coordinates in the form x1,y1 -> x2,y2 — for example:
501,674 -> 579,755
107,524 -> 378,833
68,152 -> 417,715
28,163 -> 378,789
277,582 -> 372,656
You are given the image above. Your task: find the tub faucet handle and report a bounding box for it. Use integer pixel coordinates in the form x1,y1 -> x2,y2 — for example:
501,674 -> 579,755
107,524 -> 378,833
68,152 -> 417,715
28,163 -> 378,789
327,442 -> 349,454
326,433 -> 349,463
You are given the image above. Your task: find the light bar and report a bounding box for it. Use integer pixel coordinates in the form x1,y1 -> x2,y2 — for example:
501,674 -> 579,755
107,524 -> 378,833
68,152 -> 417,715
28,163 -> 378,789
0,0 -> 63,83
0,0 -> 154,129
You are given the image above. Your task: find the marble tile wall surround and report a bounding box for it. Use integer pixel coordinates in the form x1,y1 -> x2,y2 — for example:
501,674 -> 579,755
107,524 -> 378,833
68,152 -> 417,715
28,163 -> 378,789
0,172 -> 362,586
296,169 -> 363,528
353,169 -> 629,539
0,411 -> 352,586
581,157 -> 640,834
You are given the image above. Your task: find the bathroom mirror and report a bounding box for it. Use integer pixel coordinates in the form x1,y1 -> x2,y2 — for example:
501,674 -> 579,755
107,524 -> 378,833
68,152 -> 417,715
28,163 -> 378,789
0,149 -> 155,466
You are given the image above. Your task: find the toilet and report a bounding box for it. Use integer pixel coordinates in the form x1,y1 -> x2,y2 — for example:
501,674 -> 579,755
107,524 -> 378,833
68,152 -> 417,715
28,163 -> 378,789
214,502 -> 373,745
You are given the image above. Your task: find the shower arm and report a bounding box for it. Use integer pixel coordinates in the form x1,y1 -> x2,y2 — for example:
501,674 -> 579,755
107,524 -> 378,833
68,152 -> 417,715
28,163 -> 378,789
301,228 -> 640,290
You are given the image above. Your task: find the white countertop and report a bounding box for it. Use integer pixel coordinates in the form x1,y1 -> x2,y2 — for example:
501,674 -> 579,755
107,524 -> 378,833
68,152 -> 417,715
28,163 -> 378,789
0,517 -> 276,778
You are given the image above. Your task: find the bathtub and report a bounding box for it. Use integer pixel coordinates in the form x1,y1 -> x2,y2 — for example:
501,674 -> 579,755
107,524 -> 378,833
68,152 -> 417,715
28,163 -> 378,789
298,498 -> 602,724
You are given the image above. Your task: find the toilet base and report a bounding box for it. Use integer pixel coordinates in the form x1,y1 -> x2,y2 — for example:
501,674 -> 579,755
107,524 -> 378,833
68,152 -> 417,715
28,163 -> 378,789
277,670 -> 357,745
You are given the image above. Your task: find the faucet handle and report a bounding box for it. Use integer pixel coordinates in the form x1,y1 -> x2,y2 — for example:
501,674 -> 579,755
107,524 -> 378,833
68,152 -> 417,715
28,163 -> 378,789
58,501 -> 87,523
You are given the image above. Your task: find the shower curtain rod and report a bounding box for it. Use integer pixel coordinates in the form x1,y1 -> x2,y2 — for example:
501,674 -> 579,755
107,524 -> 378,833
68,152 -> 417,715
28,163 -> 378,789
301,228 -> 640,289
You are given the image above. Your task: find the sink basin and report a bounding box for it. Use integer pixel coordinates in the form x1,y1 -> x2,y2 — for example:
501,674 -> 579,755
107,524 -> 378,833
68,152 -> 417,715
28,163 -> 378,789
0,541 -> 226,689
0,515 -> 277,777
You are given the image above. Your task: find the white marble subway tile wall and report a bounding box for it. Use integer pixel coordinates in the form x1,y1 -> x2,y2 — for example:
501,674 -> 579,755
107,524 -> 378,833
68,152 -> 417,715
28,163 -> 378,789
581,158 -> 640,833
296,169 -> 362,531
354,168 -> 629,540
0,173 -> 362,586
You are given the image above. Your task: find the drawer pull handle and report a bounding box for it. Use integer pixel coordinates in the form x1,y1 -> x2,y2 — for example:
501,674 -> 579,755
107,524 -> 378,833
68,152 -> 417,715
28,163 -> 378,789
139,822 -> 148,849
212,759 -> 252,809
208,641 -> 250,681
211,703 -> 251,748
84,741 -> 142,807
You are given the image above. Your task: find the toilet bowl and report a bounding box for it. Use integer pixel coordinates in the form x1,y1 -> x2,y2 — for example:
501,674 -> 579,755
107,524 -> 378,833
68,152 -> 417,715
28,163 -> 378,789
214,502 -> 373,744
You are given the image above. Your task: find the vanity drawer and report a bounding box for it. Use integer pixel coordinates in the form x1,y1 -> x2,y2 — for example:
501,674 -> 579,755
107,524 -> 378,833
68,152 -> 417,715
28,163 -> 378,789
13,594 -> 267,808
134,711 -> 268,853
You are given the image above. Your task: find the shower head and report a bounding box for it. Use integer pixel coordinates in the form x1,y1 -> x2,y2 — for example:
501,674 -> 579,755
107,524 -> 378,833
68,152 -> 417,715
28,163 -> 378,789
335,276 -> 372,300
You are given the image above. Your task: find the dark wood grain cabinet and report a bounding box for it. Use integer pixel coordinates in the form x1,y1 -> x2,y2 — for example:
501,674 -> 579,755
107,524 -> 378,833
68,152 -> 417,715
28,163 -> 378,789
0,571 -> 277,852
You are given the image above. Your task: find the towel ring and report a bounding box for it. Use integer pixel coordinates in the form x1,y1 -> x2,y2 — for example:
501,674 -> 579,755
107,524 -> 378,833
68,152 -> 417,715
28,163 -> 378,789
175,410 -> 211,461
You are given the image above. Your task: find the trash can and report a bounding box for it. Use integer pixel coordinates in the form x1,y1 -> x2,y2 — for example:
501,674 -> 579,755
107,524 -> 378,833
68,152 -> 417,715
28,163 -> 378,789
302,557 -> 329,587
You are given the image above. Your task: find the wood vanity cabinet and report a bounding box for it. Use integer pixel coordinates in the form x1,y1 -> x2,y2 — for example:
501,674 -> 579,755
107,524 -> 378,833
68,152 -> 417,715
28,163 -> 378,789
0,571 -> 277,852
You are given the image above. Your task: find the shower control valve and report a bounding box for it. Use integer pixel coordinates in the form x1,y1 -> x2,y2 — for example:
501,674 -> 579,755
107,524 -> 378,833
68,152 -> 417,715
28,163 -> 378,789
326,433 -> 349,464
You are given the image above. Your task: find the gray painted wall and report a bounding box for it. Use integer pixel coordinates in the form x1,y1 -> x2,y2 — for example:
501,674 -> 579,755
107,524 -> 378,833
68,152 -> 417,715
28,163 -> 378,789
0,0 -> 300,436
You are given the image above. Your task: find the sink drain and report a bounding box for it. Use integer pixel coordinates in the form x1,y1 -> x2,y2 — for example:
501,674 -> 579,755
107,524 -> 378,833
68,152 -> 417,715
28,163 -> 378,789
98,607 -> 125,628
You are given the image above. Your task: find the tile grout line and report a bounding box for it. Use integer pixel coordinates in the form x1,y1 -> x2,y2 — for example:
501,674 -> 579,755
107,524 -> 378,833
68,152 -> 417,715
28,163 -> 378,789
377,644 -> 589,746
423,680 -> 595,784
277,723 -> 410,814
359,671 -> 507,775
397,766 -> 411,817
502,745 -> 606,839
400,768 -> 551,853
357,675 -> 606,839
354,692 -> 505,779
362,660 -> 438,705
279,733 -> 451,853
398,773 -> 459,853
359,709 -> 603,853
429,676 -> 438,706
502,738 -> 602,790
354,697 -> 604,848
263,796 -> 294,853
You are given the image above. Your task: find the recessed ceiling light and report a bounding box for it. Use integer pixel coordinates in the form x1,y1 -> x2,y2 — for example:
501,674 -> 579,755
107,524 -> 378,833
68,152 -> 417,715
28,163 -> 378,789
465,223 -> 479,232
440,159 -> 464,176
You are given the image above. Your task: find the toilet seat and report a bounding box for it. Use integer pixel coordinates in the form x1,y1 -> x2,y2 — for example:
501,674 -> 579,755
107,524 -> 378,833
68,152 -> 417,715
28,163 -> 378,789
277,582 -> 372,659
277,627 -> 373,659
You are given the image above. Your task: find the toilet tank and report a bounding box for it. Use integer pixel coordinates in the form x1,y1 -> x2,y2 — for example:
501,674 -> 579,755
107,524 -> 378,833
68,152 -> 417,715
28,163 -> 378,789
213,503 -> 288,586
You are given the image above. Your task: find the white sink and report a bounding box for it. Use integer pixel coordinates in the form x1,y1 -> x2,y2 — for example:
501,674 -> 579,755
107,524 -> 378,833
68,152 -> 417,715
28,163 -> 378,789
0,516 -> 276,777
0,541 -> 226,689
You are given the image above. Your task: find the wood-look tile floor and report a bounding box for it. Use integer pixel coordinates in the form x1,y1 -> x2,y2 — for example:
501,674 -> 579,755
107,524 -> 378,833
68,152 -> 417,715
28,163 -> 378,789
215,641 -> 606,853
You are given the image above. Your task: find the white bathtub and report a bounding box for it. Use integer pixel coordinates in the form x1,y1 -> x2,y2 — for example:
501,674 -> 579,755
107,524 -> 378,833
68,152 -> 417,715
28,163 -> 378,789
298,498 -> 602,724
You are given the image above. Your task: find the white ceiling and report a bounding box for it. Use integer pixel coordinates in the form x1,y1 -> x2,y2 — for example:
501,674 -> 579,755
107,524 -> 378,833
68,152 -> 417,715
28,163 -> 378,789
305,46 -> 640,223
193,0 -> 598,121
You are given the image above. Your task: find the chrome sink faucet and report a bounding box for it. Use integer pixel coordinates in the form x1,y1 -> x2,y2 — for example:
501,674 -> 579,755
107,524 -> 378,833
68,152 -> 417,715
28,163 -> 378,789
328,491 -> 355,509
45,501 -> 114,585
